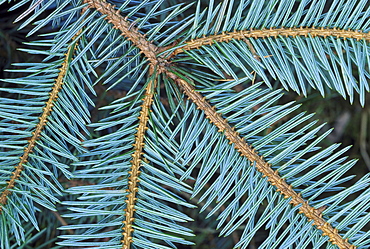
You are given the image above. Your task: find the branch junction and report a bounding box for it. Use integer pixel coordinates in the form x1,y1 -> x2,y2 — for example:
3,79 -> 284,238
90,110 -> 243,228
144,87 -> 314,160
85,1 -> 360,248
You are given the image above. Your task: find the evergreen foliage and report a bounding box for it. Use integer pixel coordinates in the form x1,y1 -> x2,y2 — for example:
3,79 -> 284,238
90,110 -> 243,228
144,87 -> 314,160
0,0 -> 370,248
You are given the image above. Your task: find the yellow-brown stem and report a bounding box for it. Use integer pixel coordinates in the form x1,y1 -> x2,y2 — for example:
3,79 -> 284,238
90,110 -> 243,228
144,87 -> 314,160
86,1 -> 357,248
0,35 -> 80,212
84,0 -> 160,65
121,69 -> 156,249
164,70 -> 355,249
83,2 -> 158,248
170,27 -> 370,57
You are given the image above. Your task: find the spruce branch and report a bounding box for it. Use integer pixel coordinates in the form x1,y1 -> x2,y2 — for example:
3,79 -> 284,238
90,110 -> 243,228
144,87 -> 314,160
84,1 -> 359,248
122,67 -> 156,249
169,27 -> 370,57
0,32 -> 81,212
83,0 -> 164,67
164,71 -> 355,249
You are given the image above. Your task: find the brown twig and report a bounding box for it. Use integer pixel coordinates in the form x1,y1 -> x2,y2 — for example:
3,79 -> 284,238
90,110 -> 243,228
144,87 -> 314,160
169,27 -> 370,57
0,33 -> 81,212
84,1 -> 358,248
83,0 -> 163,67
164,71 -> 355,249
121,67 -> 156,249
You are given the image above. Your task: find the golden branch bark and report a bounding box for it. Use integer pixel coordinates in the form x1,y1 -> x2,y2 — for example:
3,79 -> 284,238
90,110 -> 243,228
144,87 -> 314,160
0,34 -> 80,212
122,69 -> 156,249
86,1 -> 358,248
169,27 -> 370,57
164,71 -> 355,249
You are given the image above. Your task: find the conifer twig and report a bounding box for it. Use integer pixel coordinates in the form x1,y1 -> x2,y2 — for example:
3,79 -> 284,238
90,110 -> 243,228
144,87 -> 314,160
164,70 -> 356,249
83,0 -> 163,66
0,33 -> 81,212
86,1 -> 357,248
121,67 -> 156,249
169,27 -> 370,57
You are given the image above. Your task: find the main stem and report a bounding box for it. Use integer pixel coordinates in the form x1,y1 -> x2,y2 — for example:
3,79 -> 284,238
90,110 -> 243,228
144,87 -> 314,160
164,71 -> 355,249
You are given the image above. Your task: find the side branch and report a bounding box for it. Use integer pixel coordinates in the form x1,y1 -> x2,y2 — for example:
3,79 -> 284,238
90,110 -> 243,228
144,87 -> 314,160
164,70 -> 355,249
80,2 -> 356,248
122,68 -> 156,249
0,35 -> 79,212
170,27 -> 370,56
